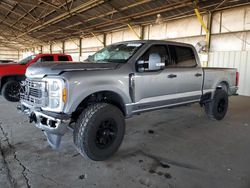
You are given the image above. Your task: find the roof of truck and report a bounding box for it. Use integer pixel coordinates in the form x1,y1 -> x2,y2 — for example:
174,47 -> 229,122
115,40 -> 195,48
36,53 -> 71,56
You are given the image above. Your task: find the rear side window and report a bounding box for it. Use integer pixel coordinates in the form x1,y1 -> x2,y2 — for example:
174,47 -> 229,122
36,56 -> 54,63
168,45 -> 196,67
58,56 -> 69,61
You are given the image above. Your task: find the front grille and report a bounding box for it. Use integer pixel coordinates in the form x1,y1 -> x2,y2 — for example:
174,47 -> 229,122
20,79 -> 47,107
30,88 -> 42,98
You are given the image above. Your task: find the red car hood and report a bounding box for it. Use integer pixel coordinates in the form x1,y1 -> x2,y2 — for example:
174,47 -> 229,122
0,63 -> 19,67
0,63 -> 25,76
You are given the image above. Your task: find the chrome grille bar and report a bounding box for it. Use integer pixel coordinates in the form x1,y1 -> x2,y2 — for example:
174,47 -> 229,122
20,79 -> 47,107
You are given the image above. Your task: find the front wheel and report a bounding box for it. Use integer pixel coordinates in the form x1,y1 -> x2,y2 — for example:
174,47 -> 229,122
205,89 -> 228,120
2,80 -> 20,102
73,103 -> 125,161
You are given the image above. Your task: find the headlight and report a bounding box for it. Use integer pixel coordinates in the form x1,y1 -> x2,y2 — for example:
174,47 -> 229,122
42,78 -> 67,112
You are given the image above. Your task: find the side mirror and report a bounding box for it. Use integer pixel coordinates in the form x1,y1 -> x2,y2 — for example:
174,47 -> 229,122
136,60 -> 145,72
148,53 -> 164,71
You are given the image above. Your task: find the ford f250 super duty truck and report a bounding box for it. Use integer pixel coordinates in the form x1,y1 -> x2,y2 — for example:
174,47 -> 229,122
18,40 -> 238,161
0,53 -> 72,102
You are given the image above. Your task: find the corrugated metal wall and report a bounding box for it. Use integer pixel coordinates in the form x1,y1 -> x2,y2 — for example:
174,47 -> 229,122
209,51 -> 250,96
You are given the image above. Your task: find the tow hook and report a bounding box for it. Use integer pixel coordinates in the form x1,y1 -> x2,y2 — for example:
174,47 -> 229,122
29,112 -> 37,123
17,104 -> 26,112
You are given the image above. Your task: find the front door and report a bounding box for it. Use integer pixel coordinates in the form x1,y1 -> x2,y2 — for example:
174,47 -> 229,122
132,45 -> 180,113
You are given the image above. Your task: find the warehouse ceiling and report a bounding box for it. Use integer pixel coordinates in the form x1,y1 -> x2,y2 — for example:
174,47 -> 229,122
0,0 -> 249,50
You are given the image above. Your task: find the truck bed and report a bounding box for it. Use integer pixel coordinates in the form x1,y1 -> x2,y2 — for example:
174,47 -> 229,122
202,67 -> 237,95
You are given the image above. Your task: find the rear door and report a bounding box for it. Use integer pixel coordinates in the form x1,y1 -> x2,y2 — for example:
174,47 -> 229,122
58,55 -> 70,61
36,55 -> 54,63
167,45 -> 203,103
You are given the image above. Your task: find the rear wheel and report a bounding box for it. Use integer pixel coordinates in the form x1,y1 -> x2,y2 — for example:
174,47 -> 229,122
73,103 -> 125,161
205,89 -> 228,120
2,80 -> 20,102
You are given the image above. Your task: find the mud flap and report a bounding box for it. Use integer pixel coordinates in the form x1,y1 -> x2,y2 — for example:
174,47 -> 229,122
44,131 -> 62,149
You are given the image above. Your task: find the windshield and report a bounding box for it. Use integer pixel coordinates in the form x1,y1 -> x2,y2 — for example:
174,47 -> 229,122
19,55 -> 36,65
88,42 -> 143,63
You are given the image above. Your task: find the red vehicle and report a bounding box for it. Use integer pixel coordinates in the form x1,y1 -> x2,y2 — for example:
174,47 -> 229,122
0,53 -> 72,102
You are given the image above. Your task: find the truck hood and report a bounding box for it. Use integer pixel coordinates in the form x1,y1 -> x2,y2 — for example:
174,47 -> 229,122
26,61 -> 121,78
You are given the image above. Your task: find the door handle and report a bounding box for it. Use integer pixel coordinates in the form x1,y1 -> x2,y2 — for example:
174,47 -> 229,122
168,74 -> 177,78
195,73 -> 202,77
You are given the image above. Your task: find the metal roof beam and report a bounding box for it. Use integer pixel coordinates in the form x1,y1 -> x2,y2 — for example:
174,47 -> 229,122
17,0 -> 107,38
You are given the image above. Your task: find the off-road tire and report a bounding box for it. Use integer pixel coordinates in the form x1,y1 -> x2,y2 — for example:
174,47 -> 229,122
2,80 -> 20,102
205,89 -> 228,120
73,103 -> 125,161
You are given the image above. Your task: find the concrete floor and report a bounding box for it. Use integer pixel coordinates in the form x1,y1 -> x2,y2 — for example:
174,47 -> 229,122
0,96 -> 250,188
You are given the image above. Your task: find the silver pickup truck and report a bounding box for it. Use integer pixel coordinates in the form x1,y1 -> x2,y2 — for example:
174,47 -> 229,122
18,40 -> 238,161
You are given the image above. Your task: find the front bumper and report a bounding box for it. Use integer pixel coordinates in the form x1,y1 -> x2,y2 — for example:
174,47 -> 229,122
18,102 -> 71,148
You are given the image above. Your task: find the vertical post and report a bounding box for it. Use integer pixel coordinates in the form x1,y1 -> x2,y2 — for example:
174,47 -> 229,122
103,33 -> 107,47
219,12 -> 222,33
62,41 -> 65,54
79,38 -> 82,60
40,45 -> 43,53
140,25 -> 145,40
207,12 -> 213,53
50,44 -> 52,53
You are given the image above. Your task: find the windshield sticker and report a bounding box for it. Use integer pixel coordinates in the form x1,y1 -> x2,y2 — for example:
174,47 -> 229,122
127,43 -> 142,47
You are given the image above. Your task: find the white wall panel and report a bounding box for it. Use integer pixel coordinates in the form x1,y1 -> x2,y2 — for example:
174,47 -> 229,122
212,12 -> 221,34
65,39 -> 79,50
111,31 -> 123,43
42,45 -> 50,53
167,16 -> 201,38
209,51 -> 250,96
245,7 -> 250,30
51,42 -> 63,53
106,33 -> 112,45
148,23 -> 167,39
106,27 -> 141,45
82,36 -> 104,48
244,32 -> 250,50
64,39 -> 79,61
34,47 -> 41,54
123,27 -> 140,41
210,33 -> 244,51
221,8 -> 245,33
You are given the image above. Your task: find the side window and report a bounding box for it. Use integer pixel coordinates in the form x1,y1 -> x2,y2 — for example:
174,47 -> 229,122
58,56 -> 69,61
138,45 -> 169,72
36,56 -> 54,63
168,45 -> 196,67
